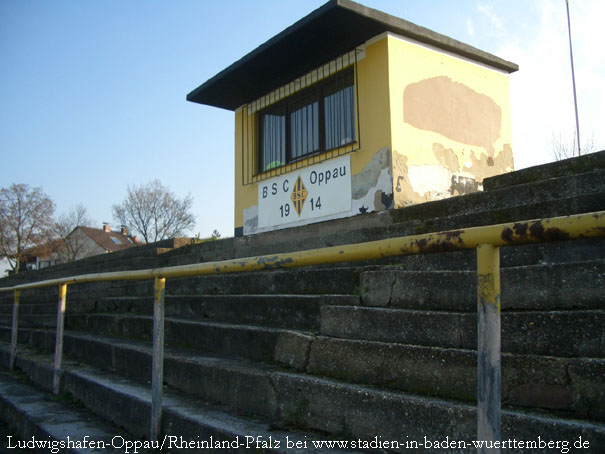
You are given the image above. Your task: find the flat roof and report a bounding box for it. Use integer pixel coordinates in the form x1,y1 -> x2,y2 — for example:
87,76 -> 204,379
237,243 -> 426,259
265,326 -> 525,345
186,0 -> 518,111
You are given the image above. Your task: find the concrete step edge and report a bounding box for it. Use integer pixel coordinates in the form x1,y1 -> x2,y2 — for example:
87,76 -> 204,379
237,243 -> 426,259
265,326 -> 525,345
483,151 -> 605,191
0,370 -> 137,453
0,346 -> 357,453
8,340 -> 605,443
8,329 -> 605,425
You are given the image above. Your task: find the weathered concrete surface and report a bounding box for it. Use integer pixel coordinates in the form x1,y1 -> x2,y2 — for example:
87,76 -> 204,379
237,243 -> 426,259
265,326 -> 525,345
0,151 -> 604,452
320,305 -> 474,348
1,154 -> 603,293
4,343 -> 605,452
274,331 -> 314,371
94,294 -> 359,331
484,150 -> 605,191
7,325 -> 604,424
320,304 -> 604,357
361,260 -> 605,311
0,370 -> 135,453
0,346 -> 357,453
64,314 -> 283,362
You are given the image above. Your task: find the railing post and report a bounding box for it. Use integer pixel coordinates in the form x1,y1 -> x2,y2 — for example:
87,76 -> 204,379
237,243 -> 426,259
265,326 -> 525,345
150,277 -> 166,442
9,290 -> 20,370
53,283 -> 67,395
476,244 -> 501,452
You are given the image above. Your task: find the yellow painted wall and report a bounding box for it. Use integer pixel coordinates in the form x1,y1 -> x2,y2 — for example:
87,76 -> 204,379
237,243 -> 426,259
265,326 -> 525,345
233,32 -> 514,233
233,107 -> 252,230
350,35 -> 391,176
387,33 -> 514,208
234,36 -> 394,234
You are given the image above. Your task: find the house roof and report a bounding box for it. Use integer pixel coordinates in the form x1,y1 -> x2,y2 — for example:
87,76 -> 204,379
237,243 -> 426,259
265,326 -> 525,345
186,0 -> 518,111
21,239 -> 65,260
77,226 -> 138,252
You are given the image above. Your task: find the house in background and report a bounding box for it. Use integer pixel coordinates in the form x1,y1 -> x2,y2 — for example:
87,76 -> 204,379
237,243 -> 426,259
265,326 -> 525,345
17,239 -> 65,272
16,223 -> 139,273
61,223 -> 139,262
187,0 -> 518,237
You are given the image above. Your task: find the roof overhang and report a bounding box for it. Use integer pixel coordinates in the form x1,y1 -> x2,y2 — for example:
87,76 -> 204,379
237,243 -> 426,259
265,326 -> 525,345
186,0 -> 518,111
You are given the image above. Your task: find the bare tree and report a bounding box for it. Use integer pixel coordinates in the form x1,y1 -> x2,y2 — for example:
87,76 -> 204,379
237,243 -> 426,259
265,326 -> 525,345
112,180 -> 195,243
0,183 -> 55,273
549,131 -> 597,161
54,204 -> 95,262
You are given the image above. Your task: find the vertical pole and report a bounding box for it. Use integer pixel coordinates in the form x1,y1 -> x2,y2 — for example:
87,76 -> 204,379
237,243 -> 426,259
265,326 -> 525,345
477,244 -> 501,452
9,290 -> 20,370
53,283 -> 67,395
566,0 -> 581,156
150,277 -> 166,442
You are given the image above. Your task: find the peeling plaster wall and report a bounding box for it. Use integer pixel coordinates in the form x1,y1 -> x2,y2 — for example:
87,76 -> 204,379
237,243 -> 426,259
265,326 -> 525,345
234,32 -> 515,235
242,148 -> 393,235
236,35 -> 394,235
387,33 -> 514,209
352,147 -> 393,214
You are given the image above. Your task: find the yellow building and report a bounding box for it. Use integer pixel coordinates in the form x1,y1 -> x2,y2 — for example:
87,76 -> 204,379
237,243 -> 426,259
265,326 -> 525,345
187,0 -> 518,237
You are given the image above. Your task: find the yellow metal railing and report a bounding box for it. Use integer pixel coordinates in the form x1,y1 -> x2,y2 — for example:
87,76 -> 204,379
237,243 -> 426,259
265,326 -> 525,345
1,210 -> 604,450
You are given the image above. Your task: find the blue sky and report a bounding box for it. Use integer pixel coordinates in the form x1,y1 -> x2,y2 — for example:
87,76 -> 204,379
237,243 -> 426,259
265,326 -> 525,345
1,0 -> 603,241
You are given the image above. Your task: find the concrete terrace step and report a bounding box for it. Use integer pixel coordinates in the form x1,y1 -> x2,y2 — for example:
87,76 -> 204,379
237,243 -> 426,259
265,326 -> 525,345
155,168 -> 604,268
0,294 -> 361,334
172,191 -> 605,269
0,300 -> 96,317
94,294 -> 359,331
483,150 -> 605,191
118,266 -> 364,298
63,314 -> 283,362
301,335 -> 605,420
3,304 -> 602,360
392,192 -> 605,237
0,372 -> 136,454
6,327 -> 605,424
361,260 -> 605,311
0,371 -> 138,454
3,341 -> 604,452
0,155 -> 602,292
0,314 -> 58,329
320,305 -> 604,358
390,169 -> 604,225
0,349 -> 354,454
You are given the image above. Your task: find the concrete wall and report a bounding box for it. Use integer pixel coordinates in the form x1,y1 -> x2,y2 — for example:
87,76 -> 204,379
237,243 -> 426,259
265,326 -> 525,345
387,32 -> 514,208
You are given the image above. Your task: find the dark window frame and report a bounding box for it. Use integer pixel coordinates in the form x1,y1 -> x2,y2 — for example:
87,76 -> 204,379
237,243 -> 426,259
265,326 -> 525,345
257,68 -> 355,174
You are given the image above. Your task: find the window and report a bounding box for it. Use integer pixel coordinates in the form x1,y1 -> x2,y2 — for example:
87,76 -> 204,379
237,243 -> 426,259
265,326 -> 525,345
258,68 -> 355,173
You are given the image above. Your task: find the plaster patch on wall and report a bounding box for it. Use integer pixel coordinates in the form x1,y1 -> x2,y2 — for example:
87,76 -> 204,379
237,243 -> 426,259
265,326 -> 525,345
408,165 -> 452,200
374,190 -> 394,210
404,76 -> 502,154
450,175 -> 480,195
433,143 -> 460,173
352,166 -> 393,214
243,205 -> 258,236
351,147 -> 392,199
462,143 -> 514,182
392,150 -> 416,208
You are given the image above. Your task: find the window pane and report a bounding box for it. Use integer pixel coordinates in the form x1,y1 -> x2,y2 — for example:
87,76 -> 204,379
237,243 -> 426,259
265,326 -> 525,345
324,84 -> 355,150
262,113 -> 286,171
290,101 -> 319,159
